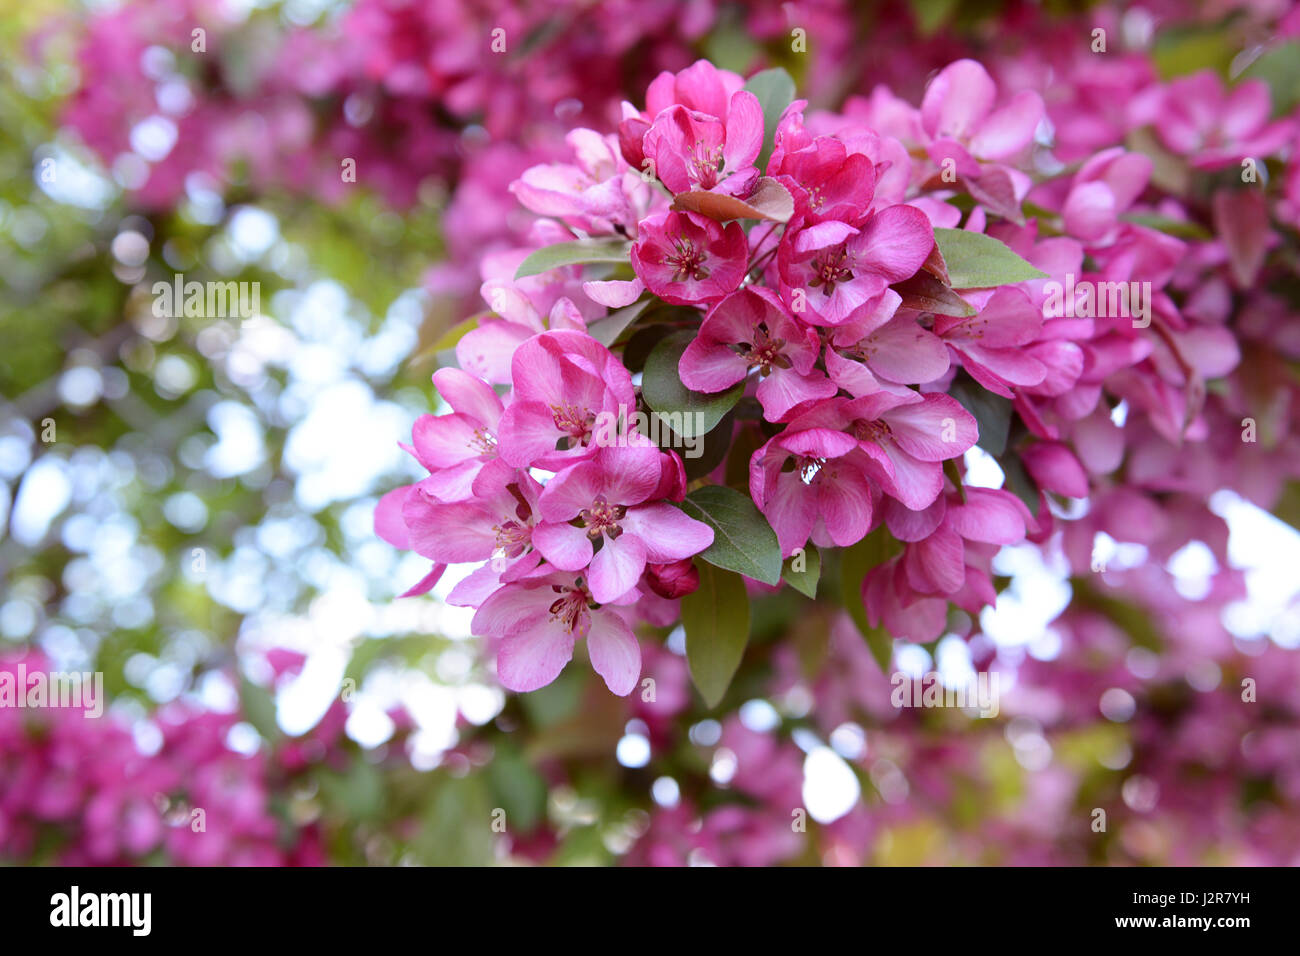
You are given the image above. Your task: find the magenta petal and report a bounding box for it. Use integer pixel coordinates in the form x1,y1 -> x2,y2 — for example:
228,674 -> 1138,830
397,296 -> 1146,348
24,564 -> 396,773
538,461 -> 603,521
884,395 -> 977,461
375,486 -> 413,549
862,318 -> 950,384
852,205 -> 935,283
583,278 -> 644,308
432,367 -> 503,428
756,367 -> 837,421
763,471 -> 819,557
532,521 -> 595,571
446,563 -> 506,607
946,488 -> 1027,545
818,466 -> 874,547
455,321 -> 534,385
411,412 -> 480,469
879,443 -> 944,511
496,621 -> 578,693
884,495 -> 947,542
472,583 -> 553,638
621,503 -> 714,562
723,90 -> 763,172
912,525 -> 966,593
405,498 -> 496,562
1021,442 -> 1089,498
420,460 -> 484,503
970,90 -> 1044,159
680,337 -> 749,393
779,427 -> 859,459
921,59 -> 996,141
496,402 -> 562,468
400,564 -> 447,598
586,610 -> 642,696
589,534 -> 647,604
597,444 -> 664,505
961,343 -> 1047,389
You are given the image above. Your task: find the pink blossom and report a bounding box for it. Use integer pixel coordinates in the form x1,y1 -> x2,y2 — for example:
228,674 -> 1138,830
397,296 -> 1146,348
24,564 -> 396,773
679,287 -> 834,421
496,329 -> 636,471
777,207 -> 934,326
532,444 -> 713,604
472,571 -> 644,695
631,210 -> 748,306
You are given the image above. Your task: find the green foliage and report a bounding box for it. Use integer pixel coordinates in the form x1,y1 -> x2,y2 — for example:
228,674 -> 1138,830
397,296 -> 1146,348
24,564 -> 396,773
933,228 -> 1047,288
680,484 -> 783,586
682,563 -> 750,707
513,238 -> 632,279
641,330 -> 745,436
742,67 -> 796,171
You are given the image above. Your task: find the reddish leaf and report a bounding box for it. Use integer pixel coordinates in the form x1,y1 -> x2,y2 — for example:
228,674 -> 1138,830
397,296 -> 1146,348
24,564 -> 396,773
892,272 -> 976,316
671,177 -> 794,223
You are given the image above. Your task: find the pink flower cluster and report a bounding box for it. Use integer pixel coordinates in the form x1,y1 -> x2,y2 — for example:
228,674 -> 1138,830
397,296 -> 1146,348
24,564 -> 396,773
0,651 -> 340,865
379,39 -> 1300,699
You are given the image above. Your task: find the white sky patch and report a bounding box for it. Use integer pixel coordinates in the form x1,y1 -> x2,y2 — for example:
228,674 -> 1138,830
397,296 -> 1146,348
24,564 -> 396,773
1213,489 -> 1300,645
962,446 -> 1005,488
10,456 -> 72,546
803,746 -> 860,823
982,542 -> 1072,649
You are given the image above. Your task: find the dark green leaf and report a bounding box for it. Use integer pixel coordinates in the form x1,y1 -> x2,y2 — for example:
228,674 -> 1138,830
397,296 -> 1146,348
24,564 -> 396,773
586,298 -> 650,346
933,228 -> 1047,289
949,373 -> 1012,457
642,330 -> 744,437
682,563 -> 750,707
680,484 -> 783,586
782,543 -> 820,598
514,238 -> 632,279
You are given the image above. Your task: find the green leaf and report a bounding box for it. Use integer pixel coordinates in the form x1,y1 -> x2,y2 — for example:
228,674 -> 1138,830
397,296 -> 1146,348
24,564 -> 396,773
1119,213 -> 1212,240
486,745 -> 547,833
514,238 -> 631,279
642,330 -> 744,437
743,67 -> 796,171
998,452 -> 1040,517
682,563 -> 750,707
782,543 -> 820,598
238,675 -> 279,741
949,373 -> 1012,457
840,528 -> 899,671
680,484 -> 783,586
585,298 -> 650,346
933,228 -> 1047,289
1242,41 -> 1300,115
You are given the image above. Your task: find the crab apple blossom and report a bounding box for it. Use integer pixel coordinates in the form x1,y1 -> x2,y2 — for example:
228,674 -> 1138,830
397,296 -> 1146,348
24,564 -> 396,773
679,286 -> 834,421
641,95 -> 763,196
496,329 -> 636,471
472,571 -> 644,695
631,209 -> 748,306
533,444 -> 713,604
776,205 -> 934,326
